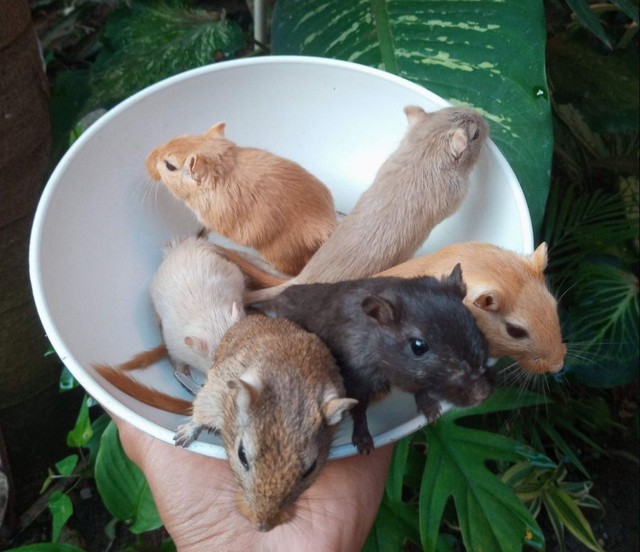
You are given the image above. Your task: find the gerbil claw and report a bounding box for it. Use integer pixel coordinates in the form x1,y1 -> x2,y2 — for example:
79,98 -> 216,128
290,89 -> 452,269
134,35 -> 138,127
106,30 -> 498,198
353,433 -> 375,455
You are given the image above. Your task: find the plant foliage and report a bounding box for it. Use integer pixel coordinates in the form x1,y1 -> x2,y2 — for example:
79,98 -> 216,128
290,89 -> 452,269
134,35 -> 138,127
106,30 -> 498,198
271,0 -> 553,232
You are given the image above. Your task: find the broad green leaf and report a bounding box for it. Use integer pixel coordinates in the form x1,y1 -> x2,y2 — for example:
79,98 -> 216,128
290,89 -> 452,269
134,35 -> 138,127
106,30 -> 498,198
85,412 -> 112,466
544,486 -> 604,552
66,395 -> 93,448
385,434 -> 411,503
94,421 -> 162,534
48,491 -> 74,543
272,0 -> 552,233
419,388 -> 547,552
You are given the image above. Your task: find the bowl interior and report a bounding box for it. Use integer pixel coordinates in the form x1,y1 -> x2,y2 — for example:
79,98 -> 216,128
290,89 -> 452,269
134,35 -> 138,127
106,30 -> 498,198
30,56 -> 532,459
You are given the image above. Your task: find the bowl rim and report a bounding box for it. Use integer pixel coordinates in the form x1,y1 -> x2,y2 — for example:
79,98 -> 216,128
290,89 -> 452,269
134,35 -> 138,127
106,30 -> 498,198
29,55 -> 534,459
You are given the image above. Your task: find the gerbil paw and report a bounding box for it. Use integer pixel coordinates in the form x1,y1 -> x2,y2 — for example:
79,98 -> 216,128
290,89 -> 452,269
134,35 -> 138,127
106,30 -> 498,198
173,421 -> 203,447
352,432 -> 375,455
416,395 -> 442,424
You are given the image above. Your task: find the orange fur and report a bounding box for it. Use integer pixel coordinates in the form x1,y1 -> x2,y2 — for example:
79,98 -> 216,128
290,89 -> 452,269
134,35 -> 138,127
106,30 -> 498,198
378,242 -> 566,374
94,363 -> 192,414
146,123 -> 337,275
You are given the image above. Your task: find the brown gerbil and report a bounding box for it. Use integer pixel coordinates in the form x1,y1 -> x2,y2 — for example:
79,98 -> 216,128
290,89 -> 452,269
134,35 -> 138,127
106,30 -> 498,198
174,315 -> 357,531
241,104 -> 489,303
145,122 -> 338,275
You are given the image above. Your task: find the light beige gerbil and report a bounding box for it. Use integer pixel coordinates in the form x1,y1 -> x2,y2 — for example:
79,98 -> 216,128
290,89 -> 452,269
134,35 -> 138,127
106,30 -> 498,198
221,241 -> 566,375
145,123 -> 337,275
174,315 -> 357,532
94,236 -> 245,402
241,104 -> 488,303
377,242 -> 566,374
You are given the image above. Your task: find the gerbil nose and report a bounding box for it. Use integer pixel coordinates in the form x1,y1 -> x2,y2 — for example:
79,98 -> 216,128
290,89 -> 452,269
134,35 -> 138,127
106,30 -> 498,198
257,521 -> 275,532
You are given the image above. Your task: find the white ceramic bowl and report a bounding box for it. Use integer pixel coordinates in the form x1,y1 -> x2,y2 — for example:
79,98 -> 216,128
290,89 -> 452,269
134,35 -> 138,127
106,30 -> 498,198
30,56 -> 533,459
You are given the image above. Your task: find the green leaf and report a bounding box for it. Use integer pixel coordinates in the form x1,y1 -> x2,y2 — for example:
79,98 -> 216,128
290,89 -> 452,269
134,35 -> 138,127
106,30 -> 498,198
385,434 -> 411,503
88,1 -> 246,109
85,412 -> 111,466
272,0 -> 552,233
58,367 -> 79,393
66,395 -> 93,448
544,485 -> 605,552
565,0 -> 612,48
363,500 -> 419,552
418,388 -> 547,552
54,455 -> 79,477
94,421 -> 162,534
48,491 -> 74,543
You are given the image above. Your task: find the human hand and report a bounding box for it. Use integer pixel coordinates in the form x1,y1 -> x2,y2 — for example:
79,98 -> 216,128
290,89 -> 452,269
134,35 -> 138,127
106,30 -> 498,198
112,416 -> 393,552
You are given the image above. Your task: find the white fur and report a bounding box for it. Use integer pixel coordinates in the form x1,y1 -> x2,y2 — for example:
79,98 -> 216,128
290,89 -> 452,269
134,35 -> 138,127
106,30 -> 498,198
150,236 -> 246,376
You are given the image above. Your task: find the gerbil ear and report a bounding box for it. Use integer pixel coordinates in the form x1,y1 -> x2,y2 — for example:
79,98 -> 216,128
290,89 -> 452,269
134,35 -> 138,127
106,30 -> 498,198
528,242 -> 548,273
230,302 -> 242,323
184,335 -> 209,357
362,295 -> 396,327
228,373 -> 262,414
186,154 -> 208,182
444,263 -> 467,299
472,289 -> 502,312
449,128 -> 469,159
404,105 -> 429,126
323,397 -> 359,426
206,122 -> 226,136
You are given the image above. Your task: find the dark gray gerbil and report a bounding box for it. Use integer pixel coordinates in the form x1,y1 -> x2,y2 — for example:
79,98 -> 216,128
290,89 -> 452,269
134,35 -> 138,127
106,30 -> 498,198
266,266 -> 493,454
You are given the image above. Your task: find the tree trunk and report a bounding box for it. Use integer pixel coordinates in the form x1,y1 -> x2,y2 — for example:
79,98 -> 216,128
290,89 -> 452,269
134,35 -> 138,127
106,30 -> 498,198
0,0 -> 82,529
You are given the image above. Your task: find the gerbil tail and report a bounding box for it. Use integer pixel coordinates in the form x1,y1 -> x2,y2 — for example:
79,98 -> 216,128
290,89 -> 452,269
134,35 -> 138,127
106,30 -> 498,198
116,344 -> 168,371
244,281 -> 292,304
212,245 -> 290,289
94,364 -> 192,415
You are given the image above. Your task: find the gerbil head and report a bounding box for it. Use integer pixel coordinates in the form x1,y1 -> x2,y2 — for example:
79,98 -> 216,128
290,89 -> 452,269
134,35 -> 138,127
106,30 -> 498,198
404,104 -> 489,168
362,271 -> 492,407
222,367 -> 356,532
465,242 -> 566,374
144,122 -> 232,201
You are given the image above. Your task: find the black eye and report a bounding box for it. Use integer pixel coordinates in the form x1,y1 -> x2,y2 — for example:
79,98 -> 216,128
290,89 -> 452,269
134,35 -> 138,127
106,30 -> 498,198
472,127 -> 480,140
164,160 -> 177,171
302,460 -> 317,480
410,338 -> 429,356
506,323 -> 528,339
238,442 -> 249,471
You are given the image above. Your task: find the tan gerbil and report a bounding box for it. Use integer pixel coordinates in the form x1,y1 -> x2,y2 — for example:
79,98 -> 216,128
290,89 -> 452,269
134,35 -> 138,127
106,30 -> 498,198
145,123 -> 337,275
94,236 -> 245,401
174,315 -> 357,532
377,242 -> 566,374
241,104 -> 488,303
221,241 -> 566,375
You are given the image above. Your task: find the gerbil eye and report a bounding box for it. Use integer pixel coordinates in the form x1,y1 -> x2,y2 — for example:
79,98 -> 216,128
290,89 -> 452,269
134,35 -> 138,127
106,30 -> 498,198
302,460 -> 317,480
472,127 -> 480,140
164,160 -> 177,171
238,442 -> 249,471
409,338 -> 429,356
506,323 -> 529,339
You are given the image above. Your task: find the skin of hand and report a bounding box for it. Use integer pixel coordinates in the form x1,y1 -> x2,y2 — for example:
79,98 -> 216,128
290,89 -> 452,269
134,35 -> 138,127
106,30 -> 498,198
111,415 -> 394,552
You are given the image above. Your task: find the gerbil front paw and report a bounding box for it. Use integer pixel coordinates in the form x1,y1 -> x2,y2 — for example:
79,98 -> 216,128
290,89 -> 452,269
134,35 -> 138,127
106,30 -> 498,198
416,394 -> 442,424
173,421 -> 203,447
352,428 -> 375,455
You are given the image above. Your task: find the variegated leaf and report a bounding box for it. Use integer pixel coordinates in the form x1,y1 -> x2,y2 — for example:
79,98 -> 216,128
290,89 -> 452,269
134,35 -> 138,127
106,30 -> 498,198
272,0 -> 552,232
